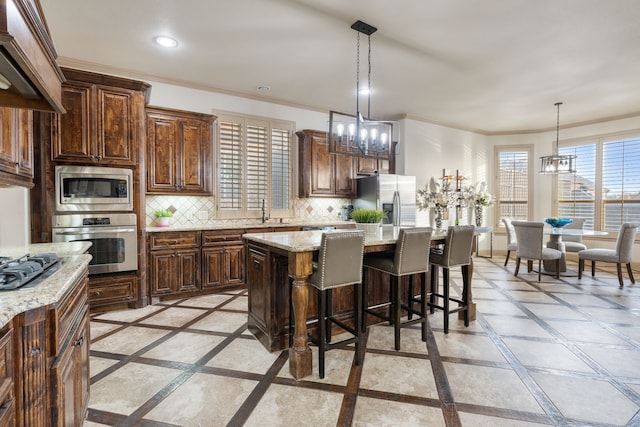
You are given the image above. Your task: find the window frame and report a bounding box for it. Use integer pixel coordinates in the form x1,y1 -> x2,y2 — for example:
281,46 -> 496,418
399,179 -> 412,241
494,144 -> 534,228
214,111 -> 295,220
556,129 -> 640,232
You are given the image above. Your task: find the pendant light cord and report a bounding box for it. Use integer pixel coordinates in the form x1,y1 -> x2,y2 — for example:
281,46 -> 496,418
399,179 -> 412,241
555,101 -> 562,153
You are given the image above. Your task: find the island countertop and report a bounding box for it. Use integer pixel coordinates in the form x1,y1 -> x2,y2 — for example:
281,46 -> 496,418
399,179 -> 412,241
0,242 -> 92,329
242,226 -> 449,252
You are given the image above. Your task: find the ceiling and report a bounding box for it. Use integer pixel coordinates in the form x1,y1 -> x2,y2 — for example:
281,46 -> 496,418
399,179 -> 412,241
39,0 -> 640,134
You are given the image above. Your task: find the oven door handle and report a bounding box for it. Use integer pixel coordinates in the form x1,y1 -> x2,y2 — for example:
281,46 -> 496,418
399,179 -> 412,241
54,228 -> 136,235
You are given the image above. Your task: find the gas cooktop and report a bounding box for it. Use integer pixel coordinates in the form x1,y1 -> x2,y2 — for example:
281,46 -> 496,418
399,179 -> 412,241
0,253 -> 60,290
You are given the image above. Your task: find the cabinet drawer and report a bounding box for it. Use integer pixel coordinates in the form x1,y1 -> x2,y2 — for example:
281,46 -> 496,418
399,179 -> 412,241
50,273 -> 88,355
149,231 -> 201,250
89,276 -> 137,307
202,229 -> 244,246
0,327 -> 13,410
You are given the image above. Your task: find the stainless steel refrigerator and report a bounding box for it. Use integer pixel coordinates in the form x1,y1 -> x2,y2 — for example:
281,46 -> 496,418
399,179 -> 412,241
353,174 -> 417,227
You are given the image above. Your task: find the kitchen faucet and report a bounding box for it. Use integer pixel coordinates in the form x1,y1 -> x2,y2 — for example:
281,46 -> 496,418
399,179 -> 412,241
261,199 -> 270,223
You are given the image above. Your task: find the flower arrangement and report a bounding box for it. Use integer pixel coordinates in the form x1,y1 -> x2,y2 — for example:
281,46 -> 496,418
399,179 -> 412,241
474,191 -> 493,207
417,177 -> 455,210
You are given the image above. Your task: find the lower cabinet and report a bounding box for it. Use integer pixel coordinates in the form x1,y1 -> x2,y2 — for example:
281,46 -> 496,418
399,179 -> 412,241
7,266 -> 89,426
149,231 -> 202,296
88,274 -> 138,311
202,229 -> 245,291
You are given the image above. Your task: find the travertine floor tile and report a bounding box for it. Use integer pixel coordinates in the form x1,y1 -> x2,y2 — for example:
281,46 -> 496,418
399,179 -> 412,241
360,352 -> 438,399
433,331 -> 506,363
207,336 -> 281,374
577,343 -> 640,378
141,331 -> 226,364
90,326 -> 170,355
353,396 -> 446,426
503,338 -> 595,373
188,310 -> 248,332
137,306 -> 208,327
458,411 -> 550,426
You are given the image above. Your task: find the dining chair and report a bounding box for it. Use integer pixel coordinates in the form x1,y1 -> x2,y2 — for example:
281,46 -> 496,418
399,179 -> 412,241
428,225 -> 474,334
289,230 -> 365,379
578,222 -> 639,288
502,218 -> 518,266
512,221 -> 562,281
561,218 -> 587,253
362,227 -> 433,350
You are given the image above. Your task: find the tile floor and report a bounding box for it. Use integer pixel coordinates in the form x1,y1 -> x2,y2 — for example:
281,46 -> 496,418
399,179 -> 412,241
85,258 -> 640,426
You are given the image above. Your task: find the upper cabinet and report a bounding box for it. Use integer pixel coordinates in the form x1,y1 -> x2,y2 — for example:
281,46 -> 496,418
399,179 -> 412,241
297,129 -> 356,198
0,106 -> 33,187
0,0 -> 65,112
146,106 -> 215,195
51,69 -> 150,166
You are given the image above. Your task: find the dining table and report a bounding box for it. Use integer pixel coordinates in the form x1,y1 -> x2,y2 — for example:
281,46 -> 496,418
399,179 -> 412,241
242,226 -> 481,380
543,227 -> 608,275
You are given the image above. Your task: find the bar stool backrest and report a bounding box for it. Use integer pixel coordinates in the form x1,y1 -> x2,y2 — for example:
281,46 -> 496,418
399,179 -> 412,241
394,227 -> 433,275
435,225 -> 475,268
311,230 -> 365,290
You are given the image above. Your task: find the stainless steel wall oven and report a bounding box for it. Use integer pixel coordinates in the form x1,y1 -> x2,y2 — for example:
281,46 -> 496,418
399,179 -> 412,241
52,213 -> 138,275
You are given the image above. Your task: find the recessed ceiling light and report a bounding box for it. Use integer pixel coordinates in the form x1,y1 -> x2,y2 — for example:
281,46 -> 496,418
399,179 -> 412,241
153,36 -> 179,48
257,85 -> 271,92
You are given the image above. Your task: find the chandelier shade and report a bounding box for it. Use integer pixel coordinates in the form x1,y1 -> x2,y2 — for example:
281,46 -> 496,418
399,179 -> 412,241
539,102 -> 576,174
328,20 -> 394,159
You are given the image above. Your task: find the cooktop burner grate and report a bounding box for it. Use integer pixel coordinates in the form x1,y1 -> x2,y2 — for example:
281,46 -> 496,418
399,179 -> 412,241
0,253 -> 59,290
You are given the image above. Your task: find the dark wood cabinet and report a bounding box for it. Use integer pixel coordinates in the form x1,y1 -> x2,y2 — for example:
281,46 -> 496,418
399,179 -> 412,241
52,73 -> 147,166
202,229 -> 245,291
356,156 -> 391,175
0,326 -> 15,426
149,231 -> 202,296
297,129 -> 356,198
88,274 -> 138,312
146,106 -> 215,194
0,107 -> 33,187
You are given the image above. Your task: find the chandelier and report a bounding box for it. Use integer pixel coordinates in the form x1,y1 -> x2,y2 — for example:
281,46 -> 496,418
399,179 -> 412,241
328,20 -> 393,159
539,102 -> 576,174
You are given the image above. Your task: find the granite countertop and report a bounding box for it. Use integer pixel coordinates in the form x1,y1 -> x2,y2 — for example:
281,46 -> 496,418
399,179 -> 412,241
146,220 -> 355,233
242,226 -> 449,253
0,242 -> 93,329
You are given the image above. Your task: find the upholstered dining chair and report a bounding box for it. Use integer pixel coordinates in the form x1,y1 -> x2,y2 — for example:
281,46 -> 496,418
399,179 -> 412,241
362,227 -> 433,350
512,221 -> 562,281
502,218 -> 518,266
578,222 -> 639,288
561,218 -> 588,253
290,230 -> 365,379
429,225 -> 475,334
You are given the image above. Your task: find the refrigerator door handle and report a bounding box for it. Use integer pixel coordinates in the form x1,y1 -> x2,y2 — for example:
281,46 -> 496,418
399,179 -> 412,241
392,190 -> 400,226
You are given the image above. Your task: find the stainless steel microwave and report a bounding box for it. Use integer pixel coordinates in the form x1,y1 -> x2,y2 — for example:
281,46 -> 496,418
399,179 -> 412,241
55,165 -> 133,212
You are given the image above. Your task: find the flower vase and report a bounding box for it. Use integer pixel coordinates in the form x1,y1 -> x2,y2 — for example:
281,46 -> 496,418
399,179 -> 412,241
434,206 -> 444,229
474,205 -> 483,227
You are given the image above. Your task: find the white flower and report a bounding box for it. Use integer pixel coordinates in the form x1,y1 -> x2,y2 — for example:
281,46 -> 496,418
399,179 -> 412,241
475,191 -> 493,207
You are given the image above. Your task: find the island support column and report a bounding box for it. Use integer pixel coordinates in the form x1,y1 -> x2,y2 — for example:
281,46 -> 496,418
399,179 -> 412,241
288,251 -> 313,379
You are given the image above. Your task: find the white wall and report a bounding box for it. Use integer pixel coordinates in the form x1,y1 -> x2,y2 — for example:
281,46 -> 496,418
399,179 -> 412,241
0,186 -> 30,247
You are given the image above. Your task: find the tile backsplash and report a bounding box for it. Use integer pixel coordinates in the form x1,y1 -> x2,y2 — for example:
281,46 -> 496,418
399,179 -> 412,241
145,195 -> 352,228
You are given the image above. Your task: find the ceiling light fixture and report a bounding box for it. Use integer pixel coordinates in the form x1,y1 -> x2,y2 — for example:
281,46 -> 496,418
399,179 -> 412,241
153,36 -> 179,48
539,102 -> 576,174
328,20 -> 393,159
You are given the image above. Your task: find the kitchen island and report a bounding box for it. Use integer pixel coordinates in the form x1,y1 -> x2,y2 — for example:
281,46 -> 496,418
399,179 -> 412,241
243,227 -> 478,380
0,242 -> 92,425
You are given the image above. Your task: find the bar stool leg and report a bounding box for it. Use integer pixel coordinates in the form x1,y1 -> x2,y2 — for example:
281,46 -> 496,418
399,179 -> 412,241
354,282 -> 363,365
462,265 -> 470,327
421,271 -> 427,342
361,270 -> 368,333
407,275 -> 414,320
392,276 -> 401,351
318,287 -> 327,379
443,267 -> 450,334
326,289 -> 333,343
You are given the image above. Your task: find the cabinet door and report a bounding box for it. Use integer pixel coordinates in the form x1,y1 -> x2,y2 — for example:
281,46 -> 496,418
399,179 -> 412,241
14,109 -> 33,178
334,152 -> 356,197
96,86 -> 137,165
202,247 -> 224,289
180,119 -> 211,193
53,82 -> 94,162
310,135 -> 334,195
225,245 -> 245,286
356,157 -> 378,175
146,114 -> 178,192
176,249 -> 200,293
149,250 -> 177,295
0,107 -> 14,175
51,310 -> 89,427
247,246 -> 268,331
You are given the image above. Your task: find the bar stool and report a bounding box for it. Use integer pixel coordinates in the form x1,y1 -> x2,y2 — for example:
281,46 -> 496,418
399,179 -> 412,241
362,227 -> 433,350
429,225 -> 474,334
290,230 -> 365,379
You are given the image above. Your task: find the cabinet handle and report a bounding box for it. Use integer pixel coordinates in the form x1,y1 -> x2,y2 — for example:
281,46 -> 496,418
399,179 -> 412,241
253,260 -> 261,271
30,347 -> 41,357
74,335 -> 85,347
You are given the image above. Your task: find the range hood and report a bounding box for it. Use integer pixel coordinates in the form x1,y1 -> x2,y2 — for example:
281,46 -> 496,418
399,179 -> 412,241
0,0 -> 65,113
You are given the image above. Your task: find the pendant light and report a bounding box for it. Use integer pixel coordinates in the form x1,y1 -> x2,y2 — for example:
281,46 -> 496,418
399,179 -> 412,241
328,20 -> 393,159
539,102 -> 576,174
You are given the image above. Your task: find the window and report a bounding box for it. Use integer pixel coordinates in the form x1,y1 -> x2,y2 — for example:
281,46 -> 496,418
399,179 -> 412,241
558,132 -> 640,231
494,146 -> 533,225
216,112 -> 294,219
